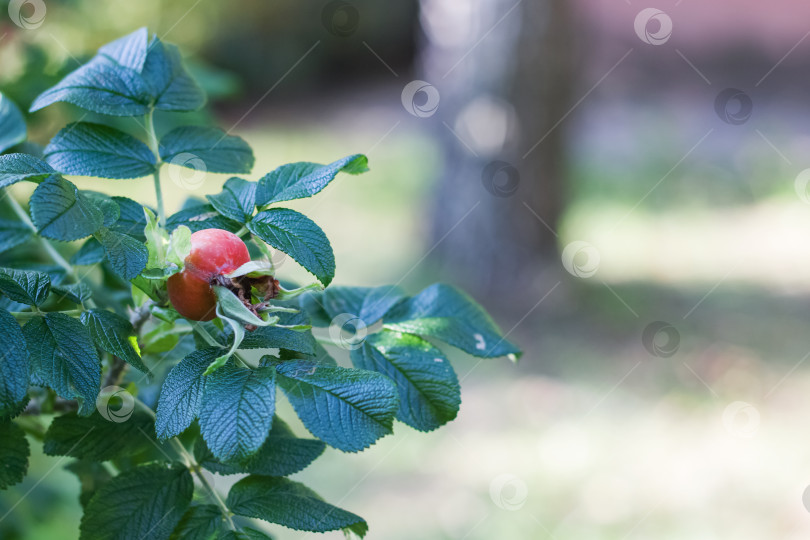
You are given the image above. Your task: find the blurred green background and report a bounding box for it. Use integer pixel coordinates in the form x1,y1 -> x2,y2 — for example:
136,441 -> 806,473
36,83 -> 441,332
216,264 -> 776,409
3,0 -> 810,538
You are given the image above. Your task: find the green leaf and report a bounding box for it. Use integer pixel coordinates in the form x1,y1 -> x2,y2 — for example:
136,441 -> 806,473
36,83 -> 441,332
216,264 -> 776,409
44,122 -> 156,179
166,203 -> 242,234
109,196 -> 148,241
195,416 -> 325,477
98,27 -> 149,72
65,460 -> 112,508
80,463 -> 193,540
227,476 -> 367,537
352,331 -> 460,432
0,153 -> 57,188
95,228 -> 149,279
248,208 -> 334,286
213,286 -> 277,329
160,126 -> 254,174
43,411 -> 156,461
236,309 -> 316,355
167,225 -> 192,267
71,238 -> 106,266
30,55 -> 152,116
315,285 -> 405,327
30,176 -> 105,241
224,260 -> 274,279
384,283 -> 522,358
0,420 -> 29,489
207,177 -> 257,223
51,282 -> 93,304
81,309 -> 148,375
0,267 -> 50,305
0,92 -> 27,154
0,309 -> 29,417
276,360 -> 398,452
83,192 -> 121,228
255,154 -> 368,207
143,39 -> 206,112
24,313 -> 100,415
155,347 -> 220,439
0,219 -> 33,253
199,362 -> 276,462
171,504 -> 225,540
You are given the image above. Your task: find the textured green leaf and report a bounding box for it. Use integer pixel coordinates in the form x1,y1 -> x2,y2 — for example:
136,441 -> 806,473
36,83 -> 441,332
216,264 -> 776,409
82,192 -> 121,228
98,27 -> 149,72
248,208 -> 334,286
0,421 -> 29,489
30,176 -> 105,241
195,416 -> 325,477
95,228 -> 148,279
199,363 -> 276,462
236,309 -> 316,355
166,203 -> 242,234
0,153 -> 57,188
65,460 -> 112,508
171,504 -> 224,540
81,309 -> 148,375
384,283 -> 522,358
0,219 -> 33,253
23,312 -> 100,416
207,177 -> 257,223
44,122 -> 156,179
256,154 -> 368,207
30,55 -> 152,116
0,92 -> 26,154
80,463 -> 193,540
0,309 -> 29,417
43,411 -> 156,461
352,331 -> 460,431
155,347 -> 220,439
0,267 -> 50,305
143,39 -> 206,112
71,238 -> 106,266
227,476 -> 367,537
310,285 -> 405,328
160,126 -> 253,174
109,196 -> 148,240
276,360 -> 398,452
51,282 -> 93,304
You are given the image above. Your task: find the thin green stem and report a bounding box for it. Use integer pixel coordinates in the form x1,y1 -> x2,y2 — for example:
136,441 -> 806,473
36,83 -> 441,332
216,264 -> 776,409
10,309 -> 81,321
133,398 -> 236,530
233,225 -> 249,238
144,109 -> 166,227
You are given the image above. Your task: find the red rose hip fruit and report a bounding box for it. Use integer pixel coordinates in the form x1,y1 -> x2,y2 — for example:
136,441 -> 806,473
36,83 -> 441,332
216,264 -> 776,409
167,228 -> 251,321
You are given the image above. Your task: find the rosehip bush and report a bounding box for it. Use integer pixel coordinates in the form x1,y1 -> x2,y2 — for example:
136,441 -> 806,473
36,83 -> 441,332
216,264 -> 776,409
0,29 -> 520,539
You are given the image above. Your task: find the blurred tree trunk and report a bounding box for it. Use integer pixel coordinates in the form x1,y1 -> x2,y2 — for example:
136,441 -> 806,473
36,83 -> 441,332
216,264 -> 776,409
418,0 -> 575,300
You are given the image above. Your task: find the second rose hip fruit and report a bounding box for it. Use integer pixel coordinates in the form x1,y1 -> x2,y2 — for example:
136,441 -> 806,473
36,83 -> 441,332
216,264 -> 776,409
167,228 -> 250,321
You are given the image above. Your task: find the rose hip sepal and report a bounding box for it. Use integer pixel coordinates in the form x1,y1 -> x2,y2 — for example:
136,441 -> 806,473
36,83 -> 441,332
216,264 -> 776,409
167,228 -> 250,321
